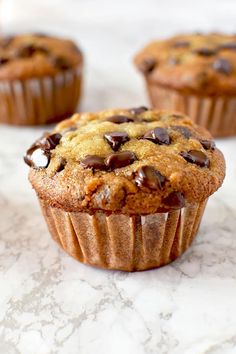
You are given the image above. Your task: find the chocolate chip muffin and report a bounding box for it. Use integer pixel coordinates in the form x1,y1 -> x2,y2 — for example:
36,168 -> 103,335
24,107 -> 225,271
0,33 -> 83,125
134,33 -> 236,137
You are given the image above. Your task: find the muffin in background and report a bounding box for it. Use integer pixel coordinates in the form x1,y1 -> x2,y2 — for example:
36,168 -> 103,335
0,33 -> 83,125
134,33 -> 236,137
24,107 -> 225,271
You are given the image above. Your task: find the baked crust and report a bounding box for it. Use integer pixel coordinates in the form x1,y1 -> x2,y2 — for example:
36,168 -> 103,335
134,33 -> 236,95
0,33 -> 82,80
27,108 -> 225,214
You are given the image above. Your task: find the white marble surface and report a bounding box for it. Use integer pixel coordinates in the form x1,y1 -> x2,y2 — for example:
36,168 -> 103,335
1,1 -> 236,353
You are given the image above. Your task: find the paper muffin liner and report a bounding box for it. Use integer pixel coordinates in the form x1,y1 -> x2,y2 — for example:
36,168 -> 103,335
39,198 -> 208,272
0,66 -> 82,126
146,82 -> 236,137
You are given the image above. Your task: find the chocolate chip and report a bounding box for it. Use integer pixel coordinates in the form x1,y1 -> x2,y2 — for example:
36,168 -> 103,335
0,57 -> 9,65
180,150 -> 210,167
143,127 -> 170,145
135,166 -> 166,190
194,47 -> 217,56
218,42 -> 236,51
24,147 -> 50,168
172,40 -> 190,48
104,132 -> 129,151
107,115 -> 134,124
213,58 -> 232,75
163,191 -> 185,209
199,139 -> 216,150
172,126 -> 192,139
129,106 -> 148,115
138,58 -> 156,74
81,155 -> 107,171
105,151 -> 137,170
15,43 -> 49,58
39,133 -> 62,151
51,56 -> 71,70
56,158 -> 67,173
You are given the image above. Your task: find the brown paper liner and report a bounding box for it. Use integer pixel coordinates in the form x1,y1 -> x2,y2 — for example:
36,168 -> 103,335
0,66 -> 82,126
39,199 -> 208,272
147,82 -> 236,137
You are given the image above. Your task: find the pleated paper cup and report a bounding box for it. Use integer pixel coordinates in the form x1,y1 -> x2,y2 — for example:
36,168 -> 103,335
0,66 -> 82,126
39,198 -> 208,272
146,82 -> 236,138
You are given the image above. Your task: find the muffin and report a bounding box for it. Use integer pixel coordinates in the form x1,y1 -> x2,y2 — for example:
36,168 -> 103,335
0,33 -> 83,125
24,107 -> 225,271
134,33 -> 236,137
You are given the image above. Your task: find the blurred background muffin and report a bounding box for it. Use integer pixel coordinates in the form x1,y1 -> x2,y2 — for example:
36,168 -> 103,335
134,33 -> 236,137
0,33 -> 83,125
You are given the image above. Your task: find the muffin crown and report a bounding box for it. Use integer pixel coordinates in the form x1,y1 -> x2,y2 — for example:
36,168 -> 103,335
0,33 -> 82,80
134,33 -> 236,95
26,108 -> 225,214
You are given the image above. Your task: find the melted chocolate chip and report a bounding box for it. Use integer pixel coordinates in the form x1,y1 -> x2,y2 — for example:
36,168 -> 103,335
180,150 -> 210,167
105,151 -> 137,170
107,115 -> 134,124
24,147 -> 50,168
199,139 -> 216,150
39,133 -> 62,151
194,47 -> 217,56
135,166 -> 166,190
51,56 -> 71,70
129,106 -> 148,115
143,127 -> 170,145
172,40 -> 190,48
56,158 -> 67,173
81,155 -> 107,170
138,58 -> 156,74
213,58 -> 232,75
15,44 -> 49,58
218,42 -> 236,51
104,132 -> 129,151
172,126 -> 192,139
163,191 -> 185,209
0,57 -> 9,65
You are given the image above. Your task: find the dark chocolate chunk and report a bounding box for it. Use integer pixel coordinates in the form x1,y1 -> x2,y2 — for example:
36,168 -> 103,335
172,126 -> 192,139
199,139 -> 216,150
194,47 -> 217,56
0,57 -> 9,65
135,166 -> 166,190
138,57 -> 156,74
105,151 -> 137,170
56,158 -> 67,173
218,42 -> 236,51
81,155 -> 107,170
143,127 -> 170,145
107,115 -> 134,124
24,147 -> 50,168
212,58 -> 232,75
180,150 -> 210,167
163,191 -> 185,209
104,132 -> 129,151
15,43 -> 49,58
172,40 -> 190,48
129,106 -> 148,115
51,56 -> 71,70
39,133 -> 62,151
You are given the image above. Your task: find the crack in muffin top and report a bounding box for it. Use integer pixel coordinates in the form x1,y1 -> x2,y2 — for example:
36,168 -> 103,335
26,108 -> 225,214
134,33 -> 236,95
0,33 -> 82,80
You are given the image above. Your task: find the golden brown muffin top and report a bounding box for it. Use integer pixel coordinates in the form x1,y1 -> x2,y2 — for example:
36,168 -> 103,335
134,33 -> 236,95
25,107 -> 225,215
0,33 -> 82,80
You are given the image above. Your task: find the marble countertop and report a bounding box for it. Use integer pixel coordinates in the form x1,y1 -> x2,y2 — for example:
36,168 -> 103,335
1,1 -> 236,353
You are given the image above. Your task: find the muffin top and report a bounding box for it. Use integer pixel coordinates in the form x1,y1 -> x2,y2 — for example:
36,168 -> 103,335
134,33 -> 236,95
0,33 -> 82,80
25,107 -> 225,215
